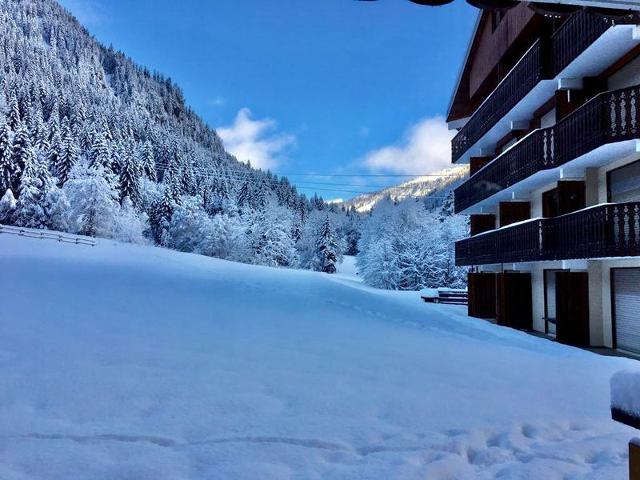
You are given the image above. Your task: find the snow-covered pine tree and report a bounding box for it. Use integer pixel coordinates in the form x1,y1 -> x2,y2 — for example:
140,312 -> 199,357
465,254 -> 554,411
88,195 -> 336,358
119,148 -> 141,208
0,188 -> 16,224
7,96 -> 20,130
138,141 -> 156,181
0,121 -> 14,196
10,124 -> 30,194
314,214 -> 339,274
149,183 -> 178,245
14,147 -> 47,228
89,129 -> 110,171
55,126 -> 79,186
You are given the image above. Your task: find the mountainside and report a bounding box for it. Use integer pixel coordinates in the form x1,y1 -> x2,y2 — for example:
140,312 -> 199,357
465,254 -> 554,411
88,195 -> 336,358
344,165 -> 468,213
0,0 -> 348,271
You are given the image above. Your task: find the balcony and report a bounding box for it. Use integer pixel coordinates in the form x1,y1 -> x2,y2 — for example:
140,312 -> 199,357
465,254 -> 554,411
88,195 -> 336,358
455,84 -> 640,214
455,202 -> 640,266
451,9 -> 639,164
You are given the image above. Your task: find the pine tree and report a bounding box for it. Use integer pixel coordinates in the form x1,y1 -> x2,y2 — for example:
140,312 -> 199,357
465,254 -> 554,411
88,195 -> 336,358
14,147 -> 47,228
314,215 -> 339,274
119,149 -> 141,208
89,130 -> 110,171
7,96 -> 20,129
149,184 -> 177,244
55,129 -> 79,186
0,188 -> 16,223
139,141 -> 156,181
47,129 -> 62,178
0,121 -> 14,196
10,125 -> 30,194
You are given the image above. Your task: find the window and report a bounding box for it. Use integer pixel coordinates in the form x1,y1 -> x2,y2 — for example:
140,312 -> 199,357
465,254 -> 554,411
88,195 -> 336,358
608,159 -> 640,202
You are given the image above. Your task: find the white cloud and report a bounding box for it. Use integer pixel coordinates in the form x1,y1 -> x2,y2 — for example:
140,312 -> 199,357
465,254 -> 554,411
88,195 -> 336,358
362,116 -> 454,175
59,0 -> 108,26
209,96 -> 225,107
218,108 -> 295,170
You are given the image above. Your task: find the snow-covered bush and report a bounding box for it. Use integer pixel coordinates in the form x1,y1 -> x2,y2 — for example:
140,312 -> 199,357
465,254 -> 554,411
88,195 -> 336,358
245,197 -> 299,268
357,196 -> 468,290
163,195 -> 212,254
112,197 -> 148,244
201,213 -> 246,260
64,160 -> 121,238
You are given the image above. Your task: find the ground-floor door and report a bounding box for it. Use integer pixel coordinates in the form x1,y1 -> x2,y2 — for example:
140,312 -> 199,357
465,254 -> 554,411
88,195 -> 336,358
612,268 -> 640,354
556,271 -> 590,347
468,272 -> 496,319
496,272 -> 532,330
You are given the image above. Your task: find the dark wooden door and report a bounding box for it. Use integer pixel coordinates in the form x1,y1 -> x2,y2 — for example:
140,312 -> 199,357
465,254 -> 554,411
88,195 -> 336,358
499,202 -> 531,227
496,272 -> 533,330
468,272 -> 497,319
556,271 -> 590,346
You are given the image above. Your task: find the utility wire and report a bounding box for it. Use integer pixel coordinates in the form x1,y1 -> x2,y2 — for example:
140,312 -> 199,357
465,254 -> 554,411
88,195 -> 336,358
152,161 -> 464,192
150,161 -> 461,196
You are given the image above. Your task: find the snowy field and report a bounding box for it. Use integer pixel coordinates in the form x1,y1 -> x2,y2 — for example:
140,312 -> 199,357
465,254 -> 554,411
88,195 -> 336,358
0,234 -> 638,479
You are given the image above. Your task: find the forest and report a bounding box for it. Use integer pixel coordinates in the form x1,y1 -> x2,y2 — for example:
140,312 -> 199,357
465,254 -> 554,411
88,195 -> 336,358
0,0 -> 467,290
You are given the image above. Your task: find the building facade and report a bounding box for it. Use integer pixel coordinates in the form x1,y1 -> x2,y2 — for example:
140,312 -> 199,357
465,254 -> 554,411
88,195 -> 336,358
448,3 -> 640,353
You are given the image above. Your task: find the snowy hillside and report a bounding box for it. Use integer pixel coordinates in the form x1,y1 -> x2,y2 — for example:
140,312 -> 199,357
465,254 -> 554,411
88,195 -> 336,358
0,0 -> 350,272
344,166 -> 469,213
0,233 -> 636,479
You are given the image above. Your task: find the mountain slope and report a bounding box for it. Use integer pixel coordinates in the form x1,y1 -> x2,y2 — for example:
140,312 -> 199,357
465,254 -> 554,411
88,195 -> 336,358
344,165 -> 468,213
0,232 -> 635,479
0,0 -> 341,270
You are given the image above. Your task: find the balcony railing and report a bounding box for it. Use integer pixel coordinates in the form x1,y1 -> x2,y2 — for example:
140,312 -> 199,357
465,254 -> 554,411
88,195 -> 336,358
455,202 -> 640,266
451,40 -> 544,163
455,84 -> 640,214
451,10 -> 616,164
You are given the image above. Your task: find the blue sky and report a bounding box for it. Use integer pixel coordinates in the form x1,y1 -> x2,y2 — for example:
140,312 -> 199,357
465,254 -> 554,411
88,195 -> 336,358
59,0 -> 477,200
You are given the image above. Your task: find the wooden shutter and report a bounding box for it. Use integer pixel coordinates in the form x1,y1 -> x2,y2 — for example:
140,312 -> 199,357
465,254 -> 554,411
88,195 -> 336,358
496,272 -> 533,330
468,272 -> 497,319
556,271 -> 590,346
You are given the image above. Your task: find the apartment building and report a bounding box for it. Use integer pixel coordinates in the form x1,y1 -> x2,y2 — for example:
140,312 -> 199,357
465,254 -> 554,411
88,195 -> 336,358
449,3 -> 640,353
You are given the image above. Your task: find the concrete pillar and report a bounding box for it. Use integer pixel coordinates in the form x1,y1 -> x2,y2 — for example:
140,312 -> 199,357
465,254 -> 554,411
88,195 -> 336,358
531,265 -> 546,334
585,167 -> 599,207
588,261 -> 605,347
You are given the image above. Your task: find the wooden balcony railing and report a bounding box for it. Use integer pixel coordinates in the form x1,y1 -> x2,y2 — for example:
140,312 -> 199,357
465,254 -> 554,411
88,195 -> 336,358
451,40 -> 544,164
455,202 -> 640,266
451,9 -> 616,164
455,84 -> 640,214
455,219 -> 543,266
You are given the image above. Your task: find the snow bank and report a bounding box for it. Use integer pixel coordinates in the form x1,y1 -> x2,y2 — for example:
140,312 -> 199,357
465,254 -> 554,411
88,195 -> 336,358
0,233 -> 638,479
611,370 -> 640,422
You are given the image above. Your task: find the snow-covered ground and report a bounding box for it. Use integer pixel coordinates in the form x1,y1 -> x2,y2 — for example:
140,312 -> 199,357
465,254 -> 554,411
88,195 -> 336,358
0,234 -> 638,479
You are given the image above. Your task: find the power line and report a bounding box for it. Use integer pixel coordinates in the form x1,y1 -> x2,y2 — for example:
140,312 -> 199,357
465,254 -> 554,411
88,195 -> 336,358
150,161 -> 461,196
152,161 -> 464,191
277,173 -> 465,178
